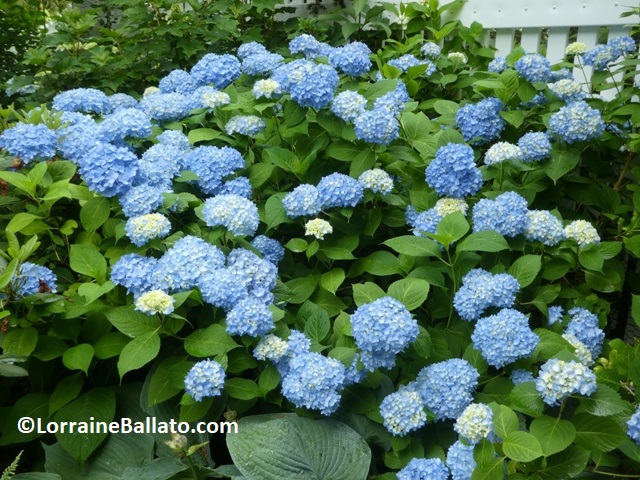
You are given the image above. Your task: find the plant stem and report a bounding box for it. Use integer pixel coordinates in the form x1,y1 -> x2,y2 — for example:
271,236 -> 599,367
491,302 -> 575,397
592,470 -> 640,478
614,152 -> 635,191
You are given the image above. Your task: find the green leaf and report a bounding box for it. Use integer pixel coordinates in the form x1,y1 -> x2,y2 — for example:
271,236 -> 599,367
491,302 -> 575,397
633,294 -> 640,325
383,235 -> 441,257
93,332 -> 129,359
502,431 -> 544,462
6,213 -> 41,234
499,110 -> 526,128
225,378 -> 261,400
0,170 -> 36,196
49,374 -> 84,415
264,195 -> 288,230
285,238 -> 308,253
544,148 -> 580,184
433,99 -> 459,115
529,415 -> 576,457
283,276 -> 317,304
320,268 -> 345,294
585,262 -> 624,293
80,197 -> 110,231
55,388 -> 116,464
188,128 -> 220,143
530,445 -> 590,480
2,327 -> 38,356
147,358 -> 193,406
508,382 -> 544,417
184,324 -> 239,357
118,331 -> 161,379
77,281 -> 115,305
300,301 -> 331,343
227,414 -> 371,480
387,278 -> 430,311
104,307 -> 160,338
572,413 -> 627,452
0,393 -> 50,445
508,255 -> 542,288
352,282 -> 386,306
471,457 -> 505,480
258,366 -> 280,395
434,211 -> 469,246
577,384 -> 626,417
62,344 -> 94,375
320,247 -> 356,260
490,404 -> 519,440
456,231 -> 509,253
69,244 -> 107,282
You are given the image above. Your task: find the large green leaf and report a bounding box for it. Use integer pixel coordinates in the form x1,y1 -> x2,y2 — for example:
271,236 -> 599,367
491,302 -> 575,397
508,255 -> 542,288
456,231 -> 509,253
502,431 -> 544,462
577,384 -> 626,417
383,235 -> 441,257
118,330 -> 161,379
529,415 -> 576,456
147,357 -> 193,406
387,278 -> 430,311
227,414 -> 371,480
80,196 -> 110,232
104,307 -> 161,338
184,324 -> 239,357
572,413 -> 627,452
62,343 -> 94,375
69,244 -> 107,282
2,327 -> 38,356
489,404 -> 519,440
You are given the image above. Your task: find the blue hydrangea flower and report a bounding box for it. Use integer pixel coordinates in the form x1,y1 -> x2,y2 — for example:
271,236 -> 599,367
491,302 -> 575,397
549,101 -> 604,144
227,248 -> 278,303
446,440 -> 476,480
415,359 -> 479,421
76,141 -> 139,197
536,358 -> 597,405
283,61 -> 340,109
358,168 -> 394,194
548,305 -> 564,324
119,184 -> 166,218
202,194 -> 259,237
524,210 -> 565,245
225,296 -> 274,337
52,88 -> 110,114
484,142 -> 522,165
628,407 -> 640,446
283,184 -> 321,218
251,235 -> 285,264
454,403 -> 494,444
289,34 -> 323,58
253,334 -> 289,363
548,79 -> 587,102
252,79 -> 282,99
98,108 -> 152,142
138,143 -> 184,190
0,123 -> 56,164
456,97 -> 505,145
159,69 -> 198,95
550,68 -> 574,81
242,53 -> 284,76
125,213 -> 172,247
388,54 -> 428,72
190,53 -> 241,88
110,253 -> 159,297
472,191 -> 529,237
156,130 -> 190,151
515,53 -> 552,82
218,177 -> 252,198
517,132 -> 551,162
190,86 -> 231,109
12,262 -> 57,297
398,458 -> 449,480
471,309 -> 539,368
566,307 -> 605,358
152,236 -> 226,292
328,42 -> 372,76
453,269 -> 520,321
238,42 -> 268,59
184,359 -> 226,401
317,173 -> 364,209
185,146 -> 245,195
108,93 -> 138,111
225,115 -> 266,136
410,208 -> 442,237
421,42 -> 441,58
139,92 -> 193,122
510,369 -> 535,384
426,143 -> 483,198
582,44 -> 615,71
354,108 -> 400,145
488,56 -> 507,73
351,296 -> 418,371
331,91 -> 368,122
373,82 -> 410,116
281,352 -> 346,415
563,333 -> 593,365
608,36 -> 637,58
380,387 -> 427,436
197,268 -> 249,310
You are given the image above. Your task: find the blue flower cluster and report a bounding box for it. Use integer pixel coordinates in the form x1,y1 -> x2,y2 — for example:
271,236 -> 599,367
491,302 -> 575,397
76,141 -> 139,197
125,213 -> 172,246
548,79 -> 587,102
514,53 -> 552,82
565,307 -> 605,358
282,184 -> 321,218
138,144 -> 183,190
185,146 -> 245,195
158,69 -> 197,95
52,88 -> 111,114
582,36 -> 636,71
289,34 -> 328,58
190,53 -> 241,88
388,54 -> 435,75
420,42 -> 441,58
218,177 -> 252,198
317,173 -> 364,209
354,108 -> 400,145
202,194 -> 259,237
273,60 -> 339,109
328,42 -> 372,76
453,403 -> 494,444
524,210 -> 566,246
99,108 -> 152,142
380,387 -> 427,436
472,191 -> 529,237
536,358 -> 597,405
488,56 -> 507,73
226,296 -> 274,337
510,369 -> 535,384
251,235 -> 285,264
517,131 -> 551,162
548,305 -> 564,324
358,168 -> 394,194
184,359 -> 226,401
446,440 -> 476,480
453,269 -> 520,321
426,143 -> 483,198
397,458 -> 449,480
331,91 -> 368,122
0,123 -> 57,164
628,407 -> 640,446
110,254 -> 159,298
548,101 -> 604,143
456,97 -> 505,145
471,309 -> 539,368
351,296 -> 418,371
483,141 -> 522,165
225,115 -> 266,136
242,52 -> 284,76
138,92 -> 194,122
12,262 -> 57,297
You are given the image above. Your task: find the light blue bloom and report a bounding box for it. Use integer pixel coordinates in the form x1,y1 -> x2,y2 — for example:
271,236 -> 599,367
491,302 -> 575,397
524,210 -> 565,245
184,359 -> 226,401
456,97 -> 505,145
226,296 -> 274,337
0,123 -> 56,164
536,358 -> 597,405
251,235 -> 285,264
421,42 -> 441,58
582,44 -> 615,71
52,88 -> 110,114
138,143 -> 183,190
13,262 -> 57,297
515,53 -> 552,82
517,131 -> 551,162
225,115 -> 266,136
289,34 -> 323,58
426,143 -> 483,198
156,129 -> 190,151
608,36 -> 637,57
628,407 -> 640,445
488,56 -> 507,73
76,141 -> 139,197
139,92 -> 193,122
446,440 -> 476,480
238,42 -> 268,59
190,53 -> 241,88
185,146 -> 245,195
202,194 -> 259,237
110,253 -> 159,297
242,53 -> 284,76
354,108 -> 400,145
317,172 -> 364,209
328,42 -> 372,76
283,184 -> 321,218
398,458 -> 449,480
472,191 -> 529,237
227,248 -> 278,303
453,269 -> 520,321
548,79 -> 587,102
548,305 -> 564,324
159,69 -> 198,95
380,387 -> 427,436
125,213 -> 172,247
119,184 -> 166,218
331,91 -> 367,122
549,101 -> 604,144
98,108 -> 152,142
510,369 -> 535,384
197,268 -> 249,311
566,307 -> 605,358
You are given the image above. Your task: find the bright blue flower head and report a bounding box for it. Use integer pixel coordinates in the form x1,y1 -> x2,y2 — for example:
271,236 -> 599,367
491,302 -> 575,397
421,42 -> 441,58
251,235 -> 285,264
317,173 -> 364,209
138,143 -> 184,190
566,307 -> 605,358
515,53 -> 552,82
351,296 -> 418,371
446,440 -> 476,480
415,359 -> 479,421
52,88 -> 110,114
139,92 -> 193,122
628,407 -> 640,446
218,177 -> 252,198
156,129 -> 190,151
225,115 -> 266,136
202,194 -> 259,237
238,42 -> 268,59
536,358 -> 597,405
388,54 -> 427,72
397,458 -> 449,480
549,101 -> 604,144
227,248 -> 278,303
226,296 -> 274,337
98,108 -> 152,143
110,253 -> 159,297
354,108 -> 400,145
472,191 -> 529,237
286,61 -> 340,109
410,208 -> 443,237
190,53 -> 241,88
242,53 -> 284,76
471,308 -> 539,368
281,352 -> 346,415
159,69 -> 198,95
0,123 -> 56,164
184,359 -> 226,402
185,146 -> 245,195
548,79 -> 587,102
608,36 -> 636,57
426,143 -> 483,198
582,44 -> 615,71
76,141 -> 139,197
456,97 -> 505,145
524,210 -> 566,246
373,82 -> 410,116
283,184 -> 321,218
289,34 -> 323,58
510,369 -> 535,385
517,131 -> 551,162
488,56 -> 507,73
331,91 -> 367,122
328,42 -> 372,76
119,184 -> 166,218
548,305 -> 564,324
13,262 -> 57,297
380,387 -> 427,436
453,268 -> 520,321
197,268 -> 249,311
